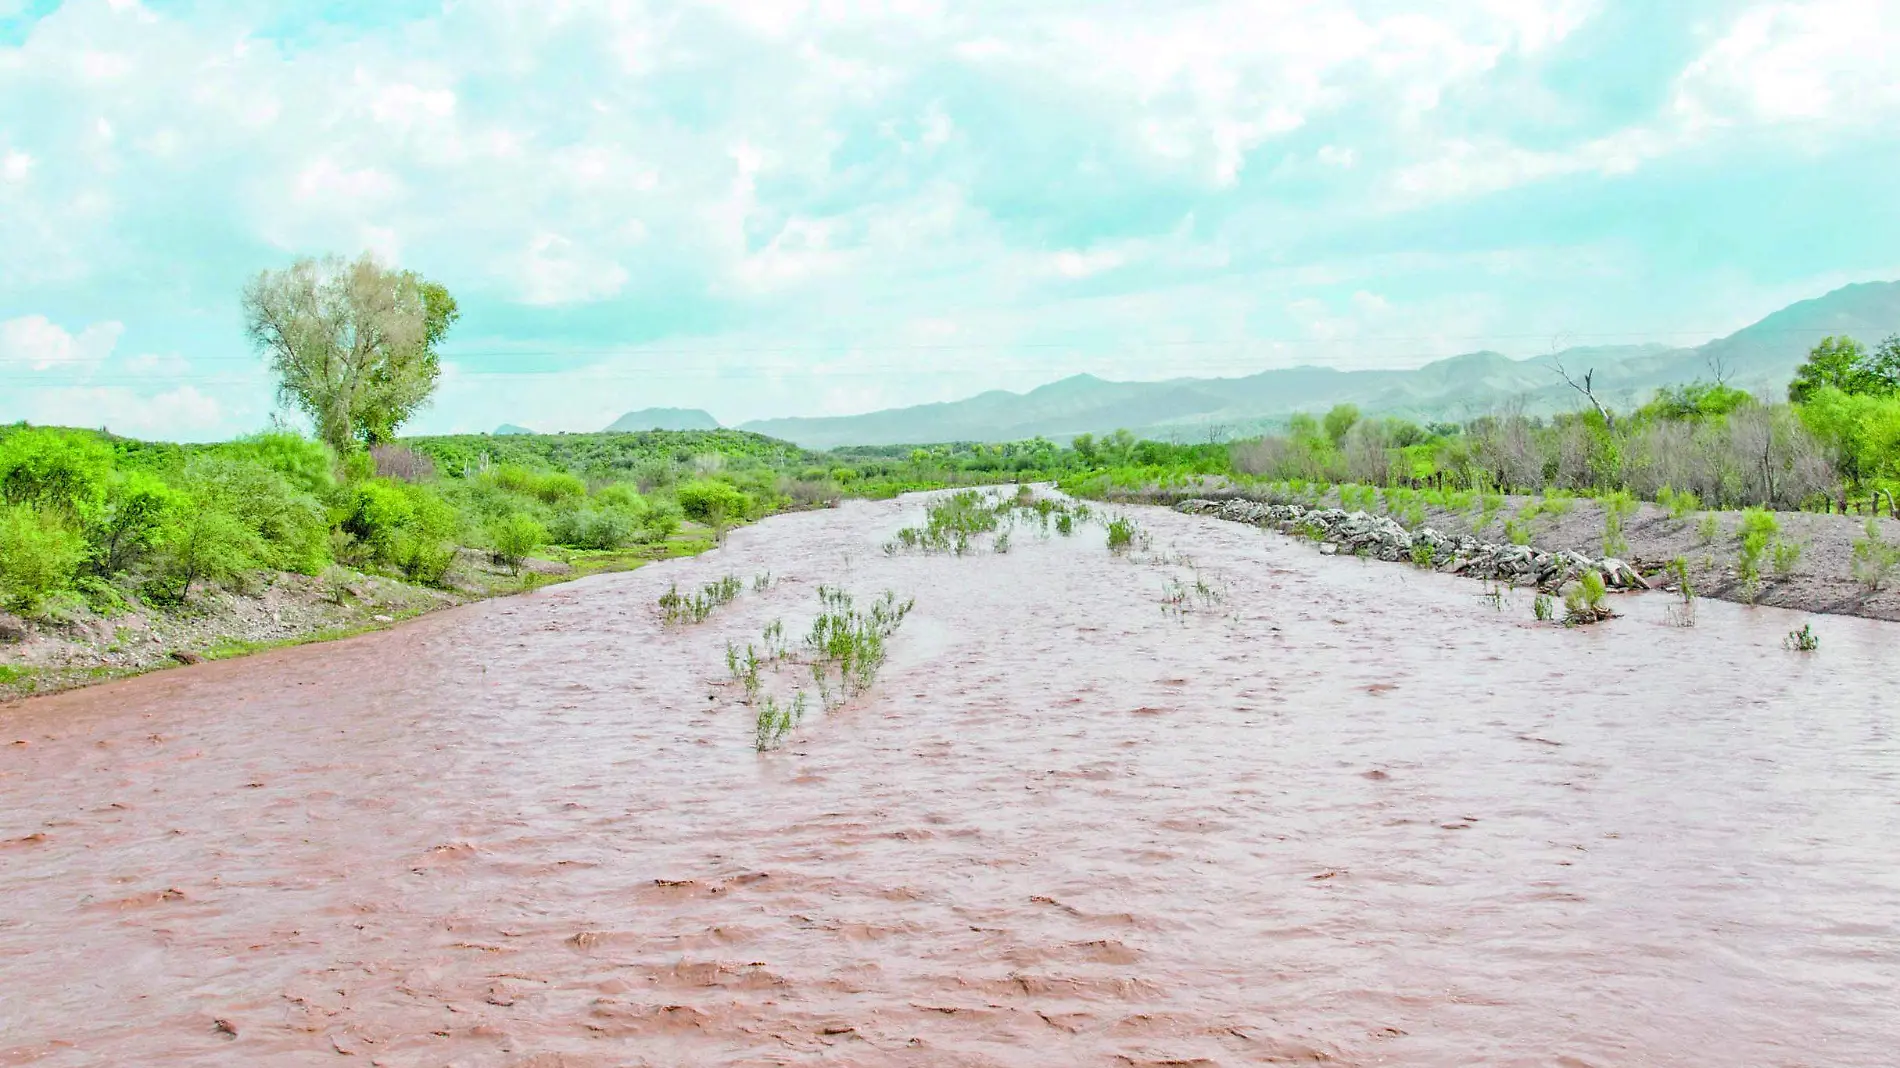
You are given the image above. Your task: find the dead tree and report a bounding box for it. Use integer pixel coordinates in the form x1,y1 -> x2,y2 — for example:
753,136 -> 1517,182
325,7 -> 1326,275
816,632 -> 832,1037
1553,359 -> 1616,430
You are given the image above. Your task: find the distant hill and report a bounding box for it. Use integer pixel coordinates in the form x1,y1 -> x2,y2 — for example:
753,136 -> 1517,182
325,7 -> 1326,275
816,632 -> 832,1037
493,423 -> 535,435
736,281 -> 1900,447
603,407 -> 721,432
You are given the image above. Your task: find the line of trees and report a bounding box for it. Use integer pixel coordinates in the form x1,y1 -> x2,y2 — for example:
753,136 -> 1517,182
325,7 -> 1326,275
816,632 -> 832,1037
1229,336 -> 1900,510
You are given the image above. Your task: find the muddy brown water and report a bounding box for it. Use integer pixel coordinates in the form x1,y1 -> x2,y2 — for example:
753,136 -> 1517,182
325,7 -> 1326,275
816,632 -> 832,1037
3,495 -> 1897,1067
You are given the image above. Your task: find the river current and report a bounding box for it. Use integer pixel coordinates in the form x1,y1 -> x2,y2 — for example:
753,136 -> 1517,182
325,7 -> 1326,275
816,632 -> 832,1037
2,495 -> 1895,1066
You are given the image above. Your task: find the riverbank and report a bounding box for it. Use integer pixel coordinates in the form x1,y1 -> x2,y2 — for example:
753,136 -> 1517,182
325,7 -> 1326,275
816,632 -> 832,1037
0,526 -> 720,704
1085,477 -> 1900,621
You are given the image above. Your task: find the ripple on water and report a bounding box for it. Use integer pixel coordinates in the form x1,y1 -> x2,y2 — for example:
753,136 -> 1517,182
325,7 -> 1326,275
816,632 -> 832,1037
1,494 -> 1897,1066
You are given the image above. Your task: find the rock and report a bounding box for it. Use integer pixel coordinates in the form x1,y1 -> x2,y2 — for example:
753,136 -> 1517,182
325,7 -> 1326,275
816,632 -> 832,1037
1318,543 -> 1339,556
171,650 -> 205,665
373,614 -> 395,623
0,613 -> 26,643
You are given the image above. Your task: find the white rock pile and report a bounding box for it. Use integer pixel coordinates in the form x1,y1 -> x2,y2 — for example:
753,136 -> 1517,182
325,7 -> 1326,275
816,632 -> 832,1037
1176,497 -> 1650,591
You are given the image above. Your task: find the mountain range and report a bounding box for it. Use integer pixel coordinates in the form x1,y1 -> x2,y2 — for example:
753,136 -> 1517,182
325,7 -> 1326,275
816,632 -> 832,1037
581,280 -> 1900,448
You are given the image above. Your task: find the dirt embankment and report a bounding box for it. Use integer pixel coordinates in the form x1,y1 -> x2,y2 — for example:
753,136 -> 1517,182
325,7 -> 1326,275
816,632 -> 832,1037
0,549 -> 573,704
1092,478 -> 1900,622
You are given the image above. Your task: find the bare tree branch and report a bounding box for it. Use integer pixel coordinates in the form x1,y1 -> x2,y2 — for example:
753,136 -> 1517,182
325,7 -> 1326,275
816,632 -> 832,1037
1552,358 -> 1616,430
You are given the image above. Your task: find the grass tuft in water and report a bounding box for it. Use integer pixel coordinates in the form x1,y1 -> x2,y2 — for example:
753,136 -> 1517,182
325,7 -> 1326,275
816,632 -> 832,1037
659,573 -> 744,625
1783,624 -> 1819,652
1562,571 -> 1614,626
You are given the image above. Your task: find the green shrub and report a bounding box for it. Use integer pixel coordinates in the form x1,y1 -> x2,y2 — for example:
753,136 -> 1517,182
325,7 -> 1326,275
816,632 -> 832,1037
548,507 -> 636,550
1772,537 -> 1802,578
1601,490 -> 1638,558
157,501 -> 261,601
1736,508 -> 1779,600
488,513 -> 546,573
590,482 -> 643,509
0,505 -> 86,611
335,479 -> 458,582
93,470 -> 181,575
337,479 -> 417,561
1657,486 -> 1701,520
225,431 -> 337,495
486,464 -> 585,506
0,428 -> 111,520
180,456 -> 330,574
1851,520 -> 1900,591
531,471 -> 587,505
1562,571 -> 1613,625
675,479 -> 751,525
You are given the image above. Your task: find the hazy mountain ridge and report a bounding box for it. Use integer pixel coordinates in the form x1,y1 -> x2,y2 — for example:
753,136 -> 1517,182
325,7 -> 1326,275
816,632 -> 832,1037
603,407 -> 722,432
722,281 -> 1900,447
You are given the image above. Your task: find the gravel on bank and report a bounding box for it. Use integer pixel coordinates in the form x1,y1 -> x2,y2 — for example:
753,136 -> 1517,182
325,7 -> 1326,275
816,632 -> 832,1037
1093,479 -> 1900,622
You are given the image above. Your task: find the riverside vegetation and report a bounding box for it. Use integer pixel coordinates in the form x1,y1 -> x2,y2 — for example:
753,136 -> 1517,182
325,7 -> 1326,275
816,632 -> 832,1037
715,583 -> 916,751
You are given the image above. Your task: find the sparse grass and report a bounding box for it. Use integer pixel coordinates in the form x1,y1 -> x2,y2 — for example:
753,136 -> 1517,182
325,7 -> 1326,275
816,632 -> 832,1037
1601,490 -> 1638,559
1783,624 -> 1819,652
1563,571 -> 1614,625
1851,519 -> 1900,592
1736,508 -> 1778,602
805,586 -> 914,710
1481,581 -> 1506,612
1160,568 -> 1226,621
887,489 -> 1091,556
1105,516 -> 1140,554
1696,512 -> 1721,545
1503,517 -> 1532,546
1409,542 -> 1436,569
659,573 -> 743,625
1658,486 -> 1702,521
1533,593 -> 1554,622
1477,493 -> 1504,530
754,691 -> 809,752
1665,557 -> 1696,628
752,571 -> 774,592
1772,537 -> 1803,579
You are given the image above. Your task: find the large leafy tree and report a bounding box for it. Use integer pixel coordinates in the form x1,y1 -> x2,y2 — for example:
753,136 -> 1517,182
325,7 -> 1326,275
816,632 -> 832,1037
1788,335 -> 1900,403
242,254 -> 460,453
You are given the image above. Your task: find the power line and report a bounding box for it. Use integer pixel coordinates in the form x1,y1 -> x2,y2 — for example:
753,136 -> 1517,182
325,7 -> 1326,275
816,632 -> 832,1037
0,322 -> 1892,368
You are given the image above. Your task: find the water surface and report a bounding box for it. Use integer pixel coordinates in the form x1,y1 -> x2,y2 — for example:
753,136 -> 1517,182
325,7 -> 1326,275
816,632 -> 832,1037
2,496 -> 1896,1066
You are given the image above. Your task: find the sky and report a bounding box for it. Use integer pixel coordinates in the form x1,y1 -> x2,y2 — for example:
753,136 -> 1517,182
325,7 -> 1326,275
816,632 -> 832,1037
3,0 -> 1899,440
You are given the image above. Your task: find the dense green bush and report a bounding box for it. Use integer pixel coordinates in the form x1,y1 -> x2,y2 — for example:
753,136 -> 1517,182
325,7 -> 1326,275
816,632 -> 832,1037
94,470 -> 181,576
0,428 -> 112,521
183,456 -> 330,574
225,431 -> 338,495
675,479 -> 752,524
488,512 -> 545,573
335,479 -> 458,583
157,498 -> 262,601
0,504 -> 87,611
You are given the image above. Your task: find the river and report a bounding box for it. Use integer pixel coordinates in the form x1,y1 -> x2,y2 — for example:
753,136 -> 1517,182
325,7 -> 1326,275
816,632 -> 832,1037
2,494 -> 1896,1066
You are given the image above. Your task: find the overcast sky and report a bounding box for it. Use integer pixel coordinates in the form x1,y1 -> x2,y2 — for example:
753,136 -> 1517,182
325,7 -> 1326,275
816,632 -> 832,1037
3,0 -> 1898,439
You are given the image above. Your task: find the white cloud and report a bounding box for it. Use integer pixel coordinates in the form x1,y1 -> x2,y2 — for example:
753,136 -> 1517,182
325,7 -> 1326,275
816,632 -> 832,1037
1673,0 -> 1900,128
0,150 -> 31,182
1050,247 -> 1126,279
24,385 -> 222,439
0,315 -> 123,372
516,232 -> 631,305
